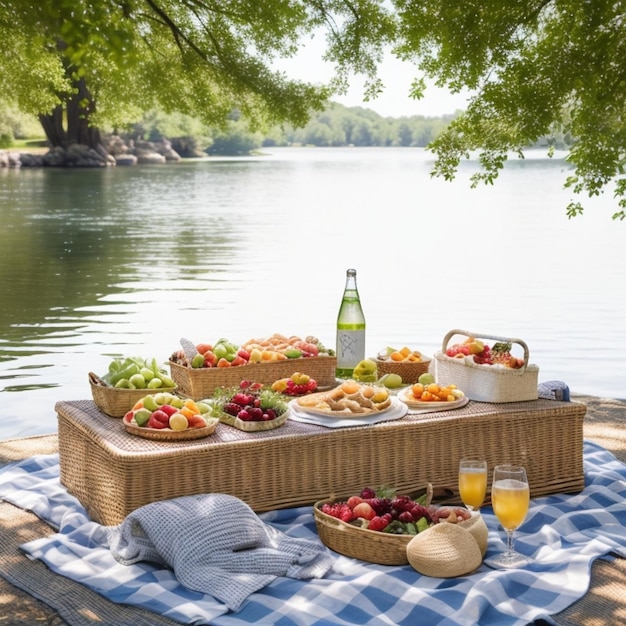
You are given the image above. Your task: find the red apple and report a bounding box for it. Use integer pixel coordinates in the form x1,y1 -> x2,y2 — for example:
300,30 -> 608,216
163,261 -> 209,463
352,502 -> 376,520
347,496 -> 364,510
203,351 -> 217,367
151,409 -> 170,424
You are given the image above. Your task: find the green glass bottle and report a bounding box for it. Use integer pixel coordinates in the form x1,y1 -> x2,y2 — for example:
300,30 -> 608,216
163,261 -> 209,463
335,268 -> 366,378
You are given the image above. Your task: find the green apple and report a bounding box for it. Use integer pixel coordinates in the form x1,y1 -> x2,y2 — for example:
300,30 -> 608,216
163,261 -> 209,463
170,396 -> 184,409
379,373 -> 403,389
133,409 -> 152,427
191,353 -> 205,368
140,367 -> 155,381
129,373 -> 147,389
142,395 -> 160,412
196,401 -> 211,414
418,372 -> 435,385
353,359 -> 378,383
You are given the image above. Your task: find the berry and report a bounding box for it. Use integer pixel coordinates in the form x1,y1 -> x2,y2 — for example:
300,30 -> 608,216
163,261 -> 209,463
366,497 -> 392,516
360,487 -> 376,499
321,503 -> 354,523
391,495 -> 414,512
367,516 -> 390,532
398,511 -> 414,524
223,402 -> 240,416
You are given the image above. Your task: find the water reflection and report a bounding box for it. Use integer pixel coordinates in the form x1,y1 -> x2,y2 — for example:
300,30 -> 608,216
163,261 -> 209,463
1,149 -> 625,440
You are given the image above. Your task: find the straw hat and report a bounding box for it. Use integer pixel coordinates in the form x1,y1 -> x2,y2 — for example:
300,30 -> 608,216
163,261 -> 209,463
459,512 -> 489,557
406,522 -> 482,578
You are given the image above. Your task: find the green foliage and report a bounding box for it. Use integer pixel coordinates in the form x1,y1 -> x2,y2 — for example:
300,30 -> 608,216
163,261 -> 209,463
207,128 -> 262,156
272,103 -> 454,147
0,0 -> 394,135
1,0 -> 623,217
393,0 -> 626,219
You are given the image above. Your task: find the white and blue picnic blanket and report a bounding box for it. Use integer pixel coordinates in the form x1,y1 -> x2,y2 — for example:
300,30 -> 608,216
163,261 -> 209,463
0,441 -> 625,626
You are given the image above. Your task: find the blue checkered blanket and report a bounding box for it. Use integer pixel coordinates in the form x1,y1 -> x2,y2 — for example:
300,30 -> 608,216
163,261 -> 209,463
0,441 -> 625,626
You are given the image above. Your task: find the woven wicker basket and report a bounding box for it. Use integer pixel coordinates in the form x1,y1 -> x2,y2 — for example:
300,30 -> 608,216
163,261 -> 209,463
376,357 -> 431,384
314,498 -> 413,565
122,414 -> 219,441
169,356 -> 337,400
313,495 -> 476,566
434,330 -> 539,403
89,373 -> 177,418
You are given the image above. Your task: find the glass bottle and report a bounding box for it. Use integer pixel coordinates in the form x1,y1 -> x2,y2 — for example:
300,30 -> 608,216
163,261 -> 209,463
336,268 -> 366,378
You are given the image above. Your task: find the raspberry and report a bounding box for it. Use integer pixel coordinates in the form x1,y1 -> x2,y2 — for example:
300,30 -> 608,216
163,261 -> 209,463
391,495 -> 414,512
411,503 -> 432,523
223,402 -> 240,416
321,502 -> 354,523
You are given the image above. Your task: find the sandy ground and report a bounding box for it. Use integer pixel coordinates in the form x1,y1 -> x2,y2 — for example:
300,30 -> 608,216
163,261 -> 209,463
0,394 -> 624,625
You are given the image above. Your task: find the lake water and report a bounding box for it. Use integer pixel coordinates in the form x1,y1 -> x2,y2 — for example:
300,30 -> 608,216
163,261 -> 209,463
1,147 -> 624,441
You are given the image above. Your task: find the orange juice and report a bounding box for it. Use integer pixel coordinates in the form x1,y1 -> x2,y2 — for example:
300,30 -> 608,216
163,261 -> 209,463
459,467 -> 487,510
492,478 -> 530,531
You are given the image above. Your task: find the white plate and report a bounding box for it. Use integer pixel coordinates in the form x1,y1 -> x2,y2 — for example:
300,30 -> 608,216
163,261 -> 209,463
397,388 -> 469,412
288,396 -> 408,428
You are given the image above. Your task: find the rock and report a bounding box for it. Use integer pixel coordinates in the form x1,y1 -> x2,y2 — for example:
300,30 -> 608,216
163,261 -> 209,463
17,153 -> 44,167
135,151 -> 166,164
0,151 -> 24,167
115,154 -> 138,166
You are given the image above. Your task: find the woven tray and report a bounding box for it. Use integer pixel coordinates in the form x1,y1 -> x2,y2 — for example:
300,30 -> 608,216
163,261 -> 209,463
375,357 -> 431,384
89,373 -> 176,418
434,330 -> 539,403
169,356 -> 337,400
218,408 -> 289,432
122,414 -> 219,441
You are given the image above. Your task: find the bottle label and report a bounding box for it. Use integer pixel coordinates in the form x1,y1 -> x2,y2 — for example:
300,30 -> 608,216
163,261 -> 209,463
336,330 -> 366,368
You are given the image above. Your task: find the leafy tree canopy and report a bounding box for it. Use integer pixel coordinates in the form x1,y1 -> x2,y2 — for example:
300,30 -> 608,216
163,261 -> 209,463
0,0 -> 394,138
0,0 -> 624,218
393,0 -> 626,220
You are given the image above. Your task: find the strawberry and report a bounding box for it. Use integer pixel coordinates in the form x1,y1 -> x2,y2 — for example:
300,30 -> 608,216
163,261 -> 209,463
367,516 -> 390,532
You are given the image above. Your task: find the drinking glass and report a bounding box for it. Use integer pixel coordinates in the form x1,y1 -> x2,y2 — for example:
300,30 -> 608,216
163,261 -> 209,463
486,464 -> 532,569
458,458 -> 488,511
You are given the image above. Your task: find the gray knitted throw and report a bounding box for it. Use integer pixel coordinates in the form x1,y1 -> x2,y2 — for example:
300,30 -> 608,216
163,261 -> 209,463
107,493 -> 335,611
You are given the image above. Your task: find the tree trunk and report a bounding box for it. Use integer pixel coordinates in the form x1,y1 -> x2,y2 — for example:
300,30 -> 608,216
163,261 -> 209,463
38,105 -> 67,148
38,76 -> 103,152
66,76 -> 102,149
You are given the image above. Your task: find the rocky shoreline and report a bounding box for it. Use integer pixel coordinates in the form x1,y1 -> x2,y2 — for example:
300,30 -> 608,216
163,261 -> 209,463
0,135 -> 202,168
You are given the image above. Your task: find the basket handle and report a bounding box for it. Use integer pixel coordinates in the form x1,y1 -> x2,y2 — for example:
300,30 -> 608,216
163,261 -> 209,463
441,329 -> 530,370
88,371 -> 107,386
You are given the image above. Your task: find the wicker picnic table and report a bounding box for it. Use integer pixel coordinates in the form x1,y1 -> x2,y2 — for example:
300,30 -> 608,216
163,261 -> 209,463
56,397 -> 586,526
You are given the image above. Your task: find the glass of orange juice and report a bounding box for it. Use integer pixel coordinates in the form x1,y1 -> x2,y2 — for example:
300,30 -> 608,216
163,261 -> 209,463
486,464 -> 532,569
459,458 -> 488,511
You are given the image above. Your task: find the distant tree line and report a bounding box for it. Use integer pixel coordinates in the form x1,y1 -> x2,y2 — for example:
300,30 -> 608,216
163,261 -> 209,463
2,99 -> 572,158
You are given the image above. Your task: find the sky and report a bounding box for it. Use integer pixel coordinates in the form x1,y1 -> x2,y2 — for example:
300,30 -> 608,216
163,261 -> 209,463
276,40 -> 472,119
